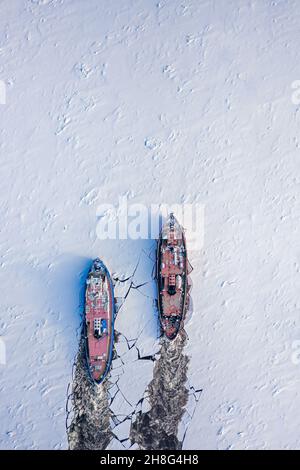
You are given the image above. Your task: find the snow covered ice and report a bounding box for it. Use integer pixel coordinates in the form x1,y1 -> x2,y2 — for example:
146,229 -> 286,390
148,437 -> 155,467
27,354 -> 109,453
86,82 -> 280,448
1,0 -> 300,450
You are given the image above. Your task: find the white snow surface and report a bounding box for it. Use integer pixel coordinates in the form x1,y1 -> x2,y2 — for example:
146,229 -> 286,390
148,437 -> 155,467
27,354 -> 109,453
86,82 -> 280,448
1,0 -> 300,450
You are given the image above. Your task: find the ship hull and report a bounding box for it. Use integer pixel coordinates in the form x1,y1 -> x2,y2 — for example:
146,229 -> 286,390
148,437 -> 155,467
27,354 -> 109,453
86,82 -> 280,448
157,215 -> 188,340
84,259 -> 115,385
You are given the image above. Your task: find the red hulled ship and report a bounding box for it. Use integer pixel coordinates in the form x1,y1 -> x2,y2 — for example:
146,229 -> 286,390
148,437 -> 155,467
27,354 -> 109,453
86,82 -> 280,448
84,258 -> 115,385
157,213 -> 190,340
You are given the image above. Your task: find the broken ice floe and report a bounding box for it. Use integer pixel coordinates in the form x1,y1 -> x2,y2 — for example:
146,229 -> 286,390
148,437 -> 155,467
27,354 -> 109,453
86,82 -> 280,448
67,248 -> 201,449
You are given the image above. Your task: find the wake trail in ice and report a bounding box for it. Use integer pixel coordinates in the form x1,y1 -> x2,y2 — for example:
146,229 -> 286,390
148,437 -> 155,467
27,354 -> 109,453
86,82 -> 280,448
130,331 -> 192,450
67,336 -> 113,450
